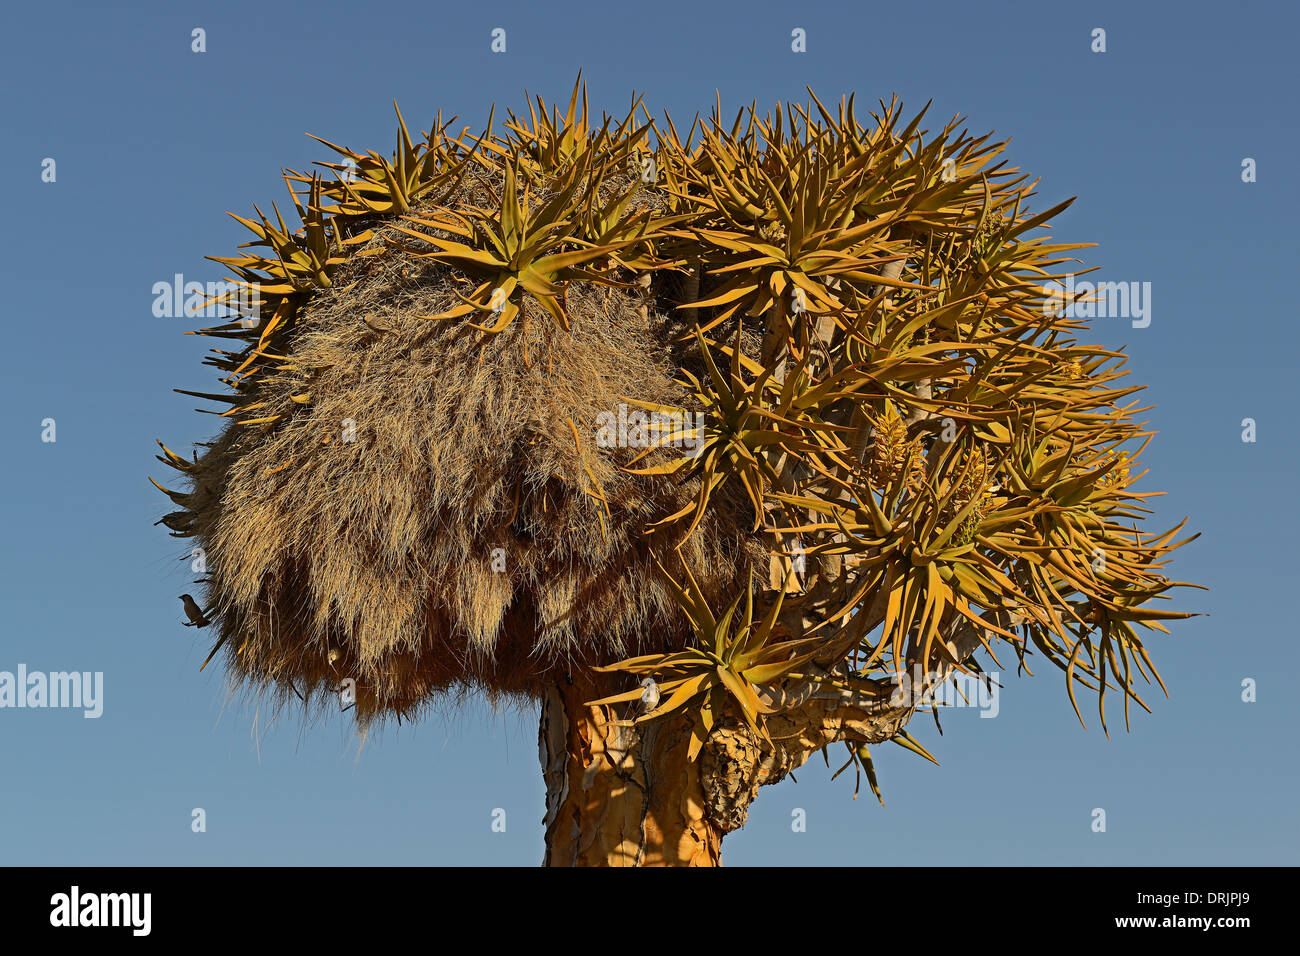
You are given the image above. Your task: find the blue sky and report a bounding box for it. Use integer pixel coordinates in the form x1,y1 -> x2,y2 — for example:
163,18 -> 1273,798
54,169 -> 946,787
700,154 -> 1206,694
1,0 -> 1295,865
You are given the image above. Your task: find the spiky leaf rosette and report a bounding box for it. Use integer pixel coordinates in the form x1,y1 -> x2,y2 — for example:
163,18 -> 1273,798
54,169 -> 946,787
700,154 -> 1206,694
155,80 -> 1199,775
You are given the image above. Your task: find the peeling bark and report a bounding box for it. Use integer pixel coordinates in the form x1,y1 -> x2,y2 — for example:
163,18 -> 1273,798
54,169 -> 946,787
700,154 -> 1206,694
537,666 -> 909,862
538,606 -> 1016,865
540,672 -> 722,866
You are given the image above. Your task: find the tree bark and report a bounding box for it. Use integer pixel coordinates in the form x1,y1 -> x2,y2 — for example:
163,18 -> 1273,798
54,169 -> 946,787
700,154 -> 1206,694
539,671 -> 723,866
537,604 -> 1015,865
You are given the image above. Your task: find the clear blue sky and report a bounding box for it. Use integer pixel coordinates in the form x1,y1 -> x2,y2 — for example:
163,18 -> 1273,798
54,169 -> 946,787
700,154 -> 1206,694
1,0 -> 1295,865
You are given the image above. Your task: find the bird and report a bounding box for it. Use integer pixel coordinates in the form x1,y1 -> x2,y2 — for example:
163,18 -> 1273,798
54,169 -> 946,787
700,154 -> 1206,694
639,677 -> 661,712
633,273 -> 654,320
362,313 -> 394,335
488,286 -> 508,316
179,594 -> 211,628
154,511 -> 194,533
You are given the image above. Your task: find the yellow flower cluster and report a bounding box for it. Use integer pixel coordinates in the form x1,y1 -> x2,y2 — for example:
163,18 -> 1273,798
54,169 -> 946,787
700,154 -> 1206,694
758,206 -> 787,244
868,405 -> 925,491
1095,450 -> 1133,490
947,448 -> 992,545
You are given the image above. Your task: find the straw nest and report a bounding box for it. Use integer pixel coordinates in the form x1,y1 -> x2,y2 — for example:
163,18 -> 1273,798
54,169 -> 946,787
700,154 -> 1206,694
175,192 -> 763,721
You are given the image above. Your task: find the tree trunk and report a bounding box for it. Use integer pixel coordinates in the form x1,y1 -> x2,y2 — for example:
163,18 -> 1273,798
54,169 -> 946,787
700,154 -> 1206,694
535,605 -> 1005,865
539,671 -> 723,866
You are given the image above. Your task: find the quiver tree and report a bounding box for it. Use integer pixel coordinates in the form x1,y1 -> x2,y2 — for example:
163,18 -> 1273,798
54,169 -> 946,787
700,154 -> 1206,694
154,78 -> 1200,866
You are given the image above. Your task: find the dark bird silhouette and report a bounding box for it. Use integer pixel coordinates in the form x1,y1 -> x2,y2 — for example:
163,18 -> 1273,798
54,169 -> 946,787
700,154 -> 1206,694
154,511 -> 194,534
179,594 -> 211,628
